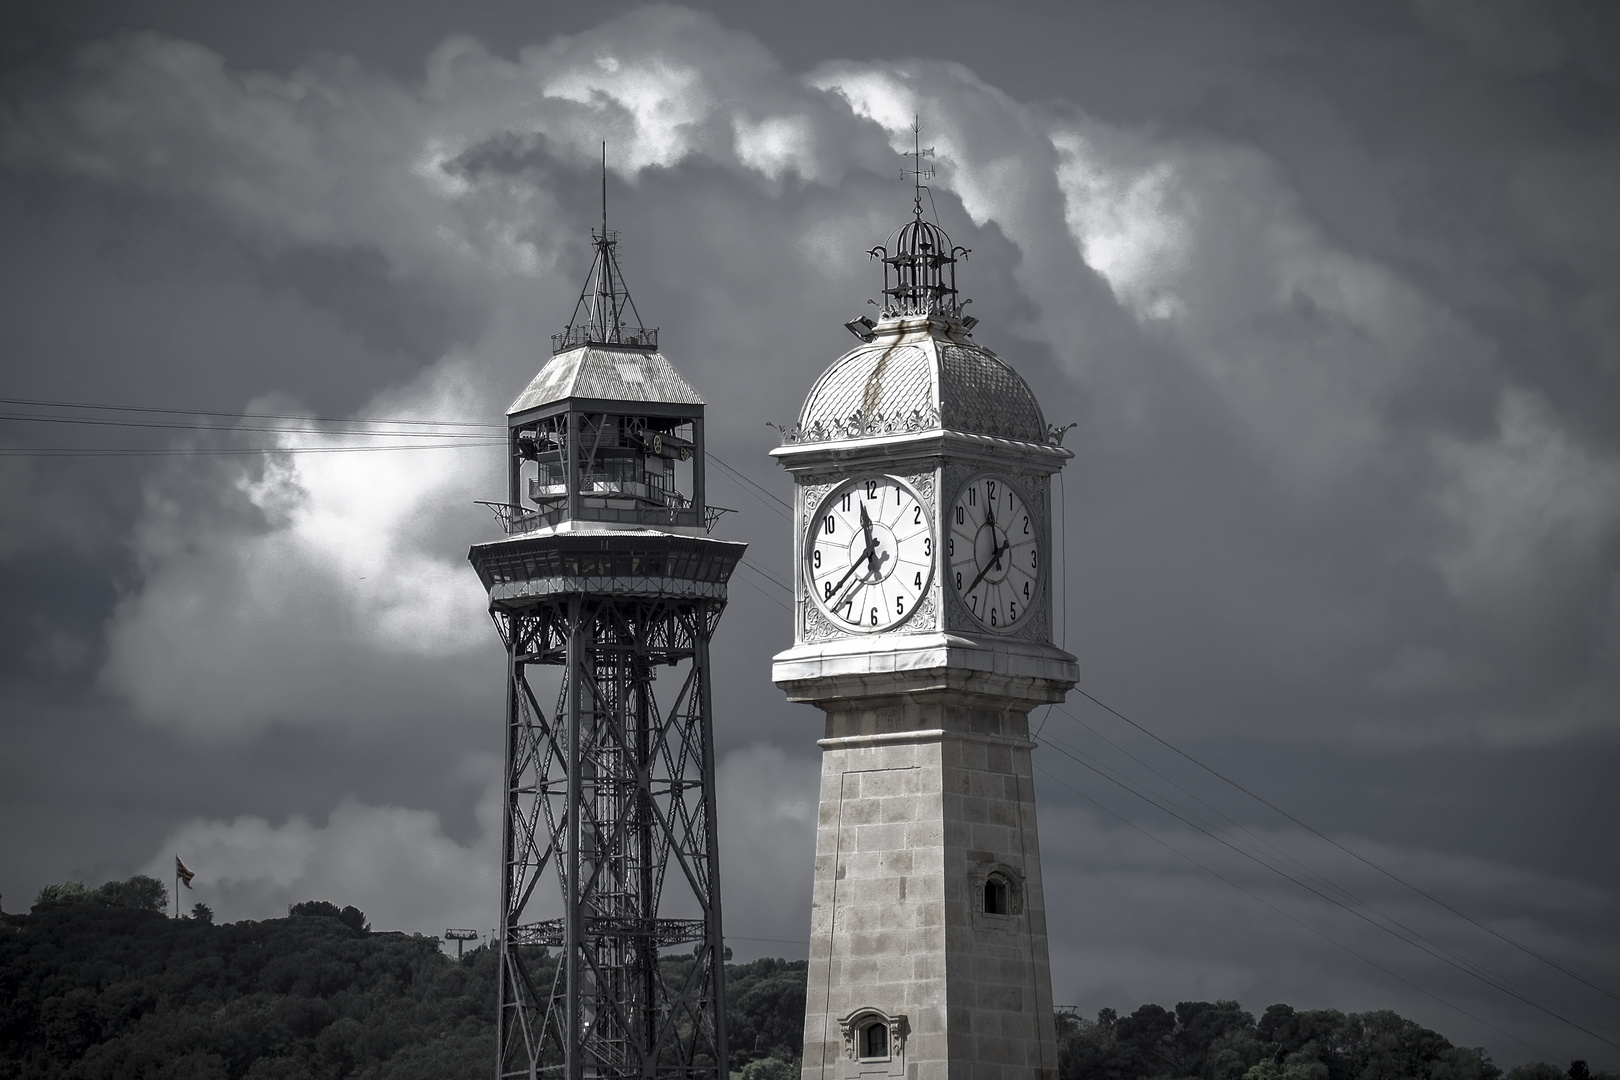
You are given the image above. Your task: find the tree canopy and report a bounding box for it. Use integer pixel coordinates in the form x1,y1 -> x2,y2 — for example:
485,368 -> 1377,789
2,876 -> 1607,1080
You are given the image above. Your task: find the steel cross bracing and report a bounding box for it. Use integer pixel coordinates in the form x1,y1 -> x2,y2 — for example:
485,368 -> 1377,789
494,594 -> 729,1080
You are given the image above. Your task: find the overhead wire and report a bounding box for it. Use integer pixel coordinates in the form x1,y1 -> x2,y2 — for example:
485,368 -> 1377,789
1030,759 -> 1567,1065
0,394 -> 501,430
0,441 -> 502,457
1065,687 -> 1620,1009
1053,706 -> 1620,1040
1037,724 -> 1620,1051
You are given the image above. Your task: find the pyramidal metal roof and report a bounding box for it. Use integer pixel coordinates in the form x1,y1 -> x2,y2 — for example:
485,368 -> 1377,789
507,345 -> 705,416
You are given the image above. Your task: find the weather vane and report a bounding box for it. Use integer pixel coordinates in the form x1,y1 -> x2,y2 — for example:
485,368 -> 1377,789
902,115 -> 935,219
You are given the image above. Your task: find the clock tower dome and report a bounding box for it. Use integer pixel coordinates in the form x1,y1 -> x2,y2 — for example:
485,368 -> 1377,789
773,193 -> 1078,1080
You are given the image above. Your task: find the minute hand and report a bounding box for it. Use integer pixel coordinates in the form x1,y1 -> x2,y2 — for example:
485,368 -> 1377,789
962,537 -> 1010,599
827,542 -> 876,611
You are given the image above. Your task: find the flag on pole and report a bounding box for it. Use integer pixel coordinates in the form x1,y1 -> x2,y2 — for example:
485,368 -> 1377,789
175,856 -> 195,889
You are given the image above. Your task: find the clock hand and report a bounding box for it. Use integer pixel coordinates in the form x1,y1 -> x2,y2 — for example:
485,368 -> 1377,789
859,500 -> 875,555
962,536 -> 1011,599
826,540 -> 877,610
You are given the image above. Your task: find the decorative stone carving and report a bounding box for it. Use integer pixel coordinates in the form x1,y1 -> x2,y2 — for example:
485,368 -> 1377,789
837,1008 -> 908,1064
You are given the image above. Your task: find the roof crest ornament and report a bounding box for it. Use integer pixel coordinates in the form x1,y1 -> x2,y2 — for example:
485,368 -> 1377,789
849,116 -> 976,336
552,142 -> 659,354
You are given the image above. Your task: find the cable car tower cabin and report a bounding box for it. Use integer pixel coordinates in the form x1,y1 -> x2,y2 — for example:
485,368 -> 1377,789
470,173 -> 744,1080
772,131 -> 1078,1080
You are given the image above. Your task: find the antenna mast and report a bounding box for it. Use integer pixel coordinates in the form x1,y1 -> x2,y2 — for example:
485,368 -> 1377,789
552,143 -> 659,353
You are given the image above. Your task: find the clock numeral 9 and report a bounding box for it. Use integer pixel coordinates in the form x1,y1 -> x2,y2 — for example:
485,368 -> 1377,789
813,549 -> 821,569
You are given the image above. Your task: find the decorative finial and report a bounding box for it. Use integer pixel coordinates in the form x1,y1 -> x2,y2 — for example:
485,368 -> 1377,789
902,115 -> 935,220
859,119 -> 974,326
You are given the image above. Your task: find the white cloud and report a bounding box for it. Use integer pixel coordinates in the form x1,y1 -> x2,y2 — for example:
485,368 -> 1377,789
138,742 -> 820,955
143,752 -> 501,936
1434,387 -> 1620,609
99,351 -> 503,739
3,4 -> 1613,752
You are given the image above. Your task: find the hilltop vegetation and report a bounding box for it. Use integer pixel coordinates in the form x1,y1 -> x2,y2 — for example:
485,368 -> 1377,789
0,876 -> 1604,1080
1053,1000 -> 1611,1080
0,876 -> 804,1080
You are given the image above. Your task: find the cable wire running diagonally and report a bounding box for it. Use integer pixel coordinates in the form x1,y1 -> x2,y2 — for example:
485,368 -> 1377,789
1065,686 -> 1620,1008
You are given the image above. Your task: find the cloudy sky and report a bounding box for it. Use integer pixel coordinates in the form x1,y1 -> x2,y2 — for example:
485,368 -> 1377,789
2,0 -> 1618,1070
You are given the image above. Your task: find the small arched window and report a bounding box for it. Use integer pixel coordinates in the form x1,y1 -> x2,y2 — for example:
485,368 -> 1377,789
862,1022 -> 889,1060
984,874 -> 1009,916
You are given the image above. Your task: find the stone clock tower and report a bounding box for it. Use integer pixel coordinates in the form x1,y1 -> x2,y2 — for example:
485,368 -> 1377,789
772,196 -> 1078,1080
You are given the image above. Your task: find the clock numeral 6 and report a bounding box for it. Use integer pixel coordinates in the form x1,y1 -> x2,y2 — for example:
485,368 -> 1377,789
870,607 -> 878,626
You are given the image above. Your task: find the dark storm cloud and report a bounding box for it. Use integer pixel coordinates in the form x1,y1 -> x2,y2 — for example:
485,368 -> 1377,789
1,2 -> 1616,1067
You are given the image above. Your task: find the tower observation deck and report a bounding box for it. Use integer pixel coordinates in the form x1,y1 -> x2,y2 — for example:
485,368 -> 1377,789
470,177 -> 744,1080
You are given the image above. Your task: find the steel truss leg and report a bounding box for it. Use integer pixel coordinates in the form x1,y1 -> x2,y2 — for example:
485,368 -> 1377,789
496,598 -> 729,1080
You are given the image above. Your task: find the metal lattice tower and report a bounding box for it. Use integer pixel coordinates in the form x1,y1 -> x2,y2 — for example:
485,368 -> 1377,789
470,180 -> 742,1080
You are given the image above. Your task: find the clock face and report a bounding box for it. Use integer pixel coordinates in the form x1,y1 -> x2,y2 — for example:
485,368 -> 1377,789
806,475 -> 935,632
948,473 -> 1041,632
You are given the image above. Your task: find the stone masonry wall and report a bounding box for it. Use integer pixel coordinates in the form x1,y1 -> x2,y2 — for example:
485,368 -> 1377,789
800,724 -> 1056,1080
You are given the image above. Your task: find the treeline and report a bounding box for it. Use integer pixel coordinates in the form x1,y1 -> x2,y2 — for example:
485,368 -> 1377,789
0,875 -> 1606,1080
0,876 -> 804,1080
1055,1001 -> 1614,1080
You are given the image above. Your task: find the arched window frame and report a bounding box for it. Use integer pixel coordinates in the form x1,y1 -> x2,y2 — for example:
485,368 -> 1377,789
836,1008 -> 908,1065
970,862 -> 1026,931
